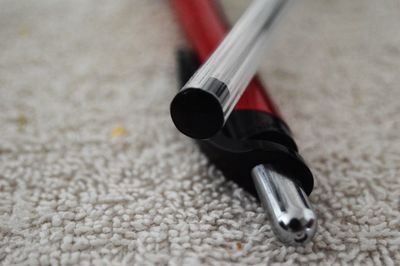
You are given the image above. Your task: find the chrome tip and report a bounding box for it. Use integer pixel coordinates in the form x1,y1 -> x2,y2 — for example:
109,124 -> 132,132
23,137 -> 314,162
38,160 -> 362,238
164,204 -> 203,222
251,164 -> 317,245
274,205 -> 317,244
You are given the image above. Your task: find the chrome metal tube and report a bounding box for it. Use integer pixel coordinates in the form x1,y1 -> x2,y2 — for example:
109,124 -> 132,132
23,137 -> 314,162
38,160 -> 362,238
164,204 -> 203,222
251,164 -> 317,245
170,0 -> 291,139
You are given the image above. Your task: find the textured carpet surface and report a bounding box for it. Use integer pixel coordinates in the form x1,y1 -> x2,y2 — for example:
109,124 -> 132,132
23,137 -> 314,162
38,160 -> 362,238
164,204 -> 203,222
1,0 -> 400,265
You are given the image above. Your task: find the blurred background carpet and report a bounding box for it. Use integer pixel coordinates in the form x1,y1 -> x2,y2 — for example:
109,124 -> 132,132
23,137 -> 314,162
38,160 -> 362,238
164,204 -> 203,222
1,0 -> 400,265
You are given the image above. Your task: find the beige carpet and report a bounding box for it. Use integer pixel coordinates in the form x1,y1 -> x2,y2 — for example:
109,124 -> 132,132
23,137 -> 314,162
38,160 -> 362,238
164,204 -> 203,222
1,0 -> 400,265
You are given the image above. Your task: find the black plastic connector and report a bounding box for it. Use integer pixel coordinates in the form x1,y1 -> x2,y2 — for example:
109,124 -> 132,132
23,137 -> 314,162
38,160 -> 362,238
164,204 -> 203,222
174,48 -> 314,197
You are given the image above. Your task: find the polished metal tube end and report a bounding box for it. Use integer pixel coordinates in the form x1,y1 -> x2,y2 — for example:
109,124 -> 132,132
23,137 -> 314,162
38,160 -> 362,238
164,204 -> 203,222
170,78 -> 229,139
251,164 -> 317,245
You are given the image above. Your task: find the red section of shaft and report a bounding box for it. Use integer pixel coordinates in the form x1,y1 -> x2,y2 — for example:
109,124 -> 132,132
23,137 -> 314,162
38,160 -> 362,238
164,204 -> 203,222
170,0 -> 281,117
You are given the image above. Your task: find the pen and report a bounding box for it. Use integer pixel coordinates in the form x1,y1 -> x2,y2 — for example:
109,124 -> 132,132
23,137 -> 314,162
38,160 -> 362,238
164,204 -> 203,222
170,0 -> 317,245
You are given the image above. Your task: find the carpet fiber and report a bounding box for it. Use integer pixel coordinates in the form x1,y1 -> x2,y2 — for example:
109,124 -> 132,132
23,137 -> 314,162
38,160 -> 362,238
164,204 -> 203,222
1,0 -> 399,265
